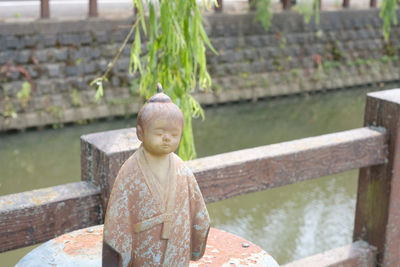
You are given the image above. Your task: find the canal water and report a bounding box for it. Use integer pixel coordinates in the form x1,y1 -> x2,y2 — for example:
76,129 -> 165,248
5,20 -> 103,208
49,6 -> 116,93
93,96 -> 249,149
0,86 -> 394,265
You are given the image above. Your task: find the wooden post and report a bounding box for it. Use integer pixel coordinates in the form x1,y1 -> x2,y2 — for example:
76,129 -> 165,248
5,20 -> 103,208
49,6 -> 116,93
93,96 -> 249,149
249,0 -> 257,11
342,0 -> 350,8
214,0 -> 223,12
353,89 -> 400,266
89,0 -> 98,17
80,128 -> 141,214
370,0 -> 377,7
282,0 -> 291,10
41,0 -> 49,18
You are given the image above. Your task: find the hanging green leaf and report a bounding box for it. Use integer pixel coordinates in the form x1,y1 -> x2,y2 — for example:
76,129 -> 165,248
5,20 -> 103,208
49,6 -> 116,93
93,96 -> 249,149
380,0 -> 398,41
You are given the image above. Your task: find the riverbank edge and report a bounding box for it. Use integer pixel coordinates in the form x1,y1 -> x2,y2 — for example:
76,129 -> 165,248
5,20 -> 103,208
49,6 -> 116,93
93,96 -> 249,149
2,61 -> 398,132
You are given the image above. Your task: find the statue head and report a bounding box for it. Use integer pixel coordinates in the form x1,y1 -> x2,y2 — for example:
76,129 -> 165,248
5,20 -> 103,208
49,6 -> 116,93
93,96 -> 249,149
136,83 -> 184,156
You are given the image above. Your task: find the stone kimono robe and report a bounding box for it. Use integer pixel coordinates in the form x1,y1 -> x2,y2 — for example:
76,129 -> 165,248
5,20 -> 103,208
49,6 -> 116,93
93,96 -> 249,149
103,147 -> 210,267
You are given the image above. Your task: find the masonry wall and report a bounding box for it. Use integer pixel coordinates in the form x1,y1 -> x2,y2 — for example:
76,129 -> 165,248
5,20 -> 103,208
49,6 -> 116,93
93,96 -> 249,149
1,9 -> 400,131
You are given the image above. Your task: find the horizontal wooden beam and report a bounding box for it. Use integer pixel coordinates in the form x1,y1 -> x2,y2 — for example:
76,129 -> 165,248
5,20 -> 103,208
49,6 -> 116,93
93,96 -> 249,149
188,127 -> 387,203
282,241 -> 376,267
0,182 -> 102,252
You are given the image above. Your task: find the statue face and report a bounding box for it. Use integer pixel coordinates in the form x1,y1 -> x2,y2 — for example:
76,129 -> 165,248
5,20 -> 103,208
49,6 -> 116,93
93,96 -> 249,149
141,117 -> 182,156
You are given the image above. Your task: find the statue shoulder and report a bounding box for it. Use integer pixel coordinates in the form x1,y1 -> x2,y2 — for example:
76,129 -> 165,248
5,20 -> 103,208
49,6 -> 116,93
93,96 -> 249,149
116,151 -> 140,178
171,153 -> 195,177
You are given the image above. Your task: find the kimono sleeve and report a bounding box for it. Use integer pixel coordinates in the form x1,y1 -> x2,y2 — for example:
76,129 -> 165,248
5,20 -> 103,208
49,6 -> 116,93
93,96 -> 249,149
187,169 -> 211,261
103,167 -> 134,267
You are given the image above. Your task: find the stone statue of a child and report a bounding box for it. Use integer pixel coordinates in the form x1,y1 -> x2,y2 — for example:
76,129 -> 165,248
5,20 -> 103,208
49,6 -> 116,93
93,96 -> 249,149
103,84 -> 210,267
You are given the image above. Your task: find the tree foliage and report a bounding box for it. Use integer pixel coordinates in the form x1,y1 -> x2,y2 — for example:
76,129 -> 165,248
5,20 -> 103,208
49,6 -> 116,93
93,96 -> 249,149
92,0 -> 216,161
380,0 -> 398,41
256,0 -> 396,42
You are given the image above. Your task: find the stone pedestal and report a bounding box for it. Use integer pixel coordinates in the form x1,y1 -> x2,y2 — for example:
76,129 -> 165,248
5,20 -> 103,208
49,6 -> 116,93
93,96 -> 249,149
16,225 -> 279,266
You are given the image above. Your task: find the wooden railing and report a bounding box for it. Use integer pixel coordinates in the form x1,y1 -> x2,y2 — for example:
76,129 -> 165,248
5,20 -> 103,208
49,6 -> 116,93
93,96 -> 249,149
36,0 -> 377,19
1,88 -> 399,266
39,0 -> 98,18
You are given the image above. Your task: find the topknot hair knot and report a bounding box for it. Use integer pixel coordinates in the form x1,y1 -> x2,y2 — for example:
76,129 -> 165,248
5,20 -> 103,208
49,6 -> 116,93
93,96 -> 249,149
148,83 -> 172,103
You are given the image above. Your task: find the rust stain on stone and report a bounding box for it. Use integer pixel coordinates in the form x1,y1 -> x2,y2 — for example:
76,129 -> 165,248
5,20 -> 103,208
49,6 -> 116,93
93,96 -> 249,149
55,227 -> 103,256
191,228 -> 271,266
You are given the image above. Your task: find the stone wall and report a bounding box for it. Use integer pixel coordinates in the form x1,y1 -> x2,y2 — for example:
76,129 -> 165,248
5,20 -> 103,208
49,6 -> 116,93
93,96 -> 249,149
1,9 -> 400,131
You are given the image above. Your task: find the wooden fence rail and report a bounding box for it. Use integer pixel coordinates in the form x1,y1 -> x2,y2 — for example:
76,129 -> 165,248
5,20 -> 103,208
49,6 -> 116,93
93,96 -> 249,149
0,89 -> 399,267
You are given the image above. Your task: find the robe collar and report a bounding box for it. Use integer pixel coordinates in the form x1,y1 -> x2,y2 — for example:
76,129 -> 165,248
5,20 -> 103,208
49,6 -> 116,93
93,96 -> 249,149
136,145 -> 177,215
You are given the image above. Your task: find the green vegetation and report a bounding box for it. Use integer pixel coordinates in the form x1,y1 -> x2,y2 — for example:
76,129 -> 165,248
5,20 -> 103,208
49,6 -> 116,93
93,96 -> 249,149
16,82 -> 31,110
256,0 -> 397,42
293,0 -> 320,24
71,89 -> 82,107
380,0 -> 398,41
2,97 -> 17,118
92,0 -> 216,160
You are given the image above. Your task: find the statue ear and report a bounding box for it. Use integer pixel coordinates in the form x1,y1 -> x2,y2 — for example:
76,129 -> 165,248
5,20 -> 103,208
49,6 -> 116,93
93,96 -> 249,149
136,125 -> 143,141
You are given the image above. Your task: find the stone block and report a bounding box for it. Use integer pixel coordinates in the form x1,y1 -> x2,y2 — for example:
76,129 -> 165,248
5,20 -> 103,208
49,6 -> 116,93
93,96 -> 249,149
233,51 -> 243,62
80,33 -> 93,45
223,37 -> 237,49
42,35 -> 57,47
251,62 -> 264,73
51,94 -> 66,107
34,50 -> 49,63
96,59 -> 108,72
93,32 -> 109,44
8,69 -> 20,80
0,37 -> 5,51
74,77 -> 88,90
101,44 -> 118,57
22,35 -> 38,48
89,48 -> 101,59
36,80 -> 55,95
265,60 -> 275,71
54,48 -> 68,61
26,66 -> 39,79
3,81 -> 22,97
359,30 -> 369,40
83,63 -> 96,74
47,64 -> 61,78
59,34 -> 79,46
116,58 -> 130,72
53,79 -> 69,92
260,36 -> 269,46
327,31 -> 336,41
248,36 -> 261,47
111,76 -> 120,87
16,50 -> 30,64
68,48 -> 84,61
6,36 -> 21,49
65,65 -> 80,77
0,51 -> 15,64
24,113 -> 41,128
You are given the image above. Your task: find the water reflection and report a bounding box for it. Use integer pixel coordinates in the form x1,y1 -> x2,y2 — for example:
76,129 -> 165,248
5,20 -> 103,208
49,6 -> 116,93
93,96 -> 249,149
207,170 -> 358,264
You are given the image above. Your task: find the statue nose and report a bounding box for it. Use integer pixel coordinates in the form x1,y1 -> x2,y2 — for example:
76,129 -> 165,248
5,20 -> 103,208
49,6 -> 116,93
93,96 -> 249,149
163,134 -> 171,142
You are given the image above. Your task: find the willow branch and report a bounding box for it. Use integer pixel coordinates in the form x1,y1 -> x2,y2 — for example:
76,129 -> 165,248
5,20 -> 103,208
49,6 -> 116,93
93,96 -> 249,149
101,19 -> 141,80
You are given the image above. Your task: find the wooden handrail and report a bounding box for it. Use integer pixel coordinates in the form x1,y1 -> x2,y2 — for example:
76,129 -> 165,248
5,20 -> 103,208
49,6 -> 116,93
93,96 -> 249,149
0,182 -> 101,252
189,127 -> 387,203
